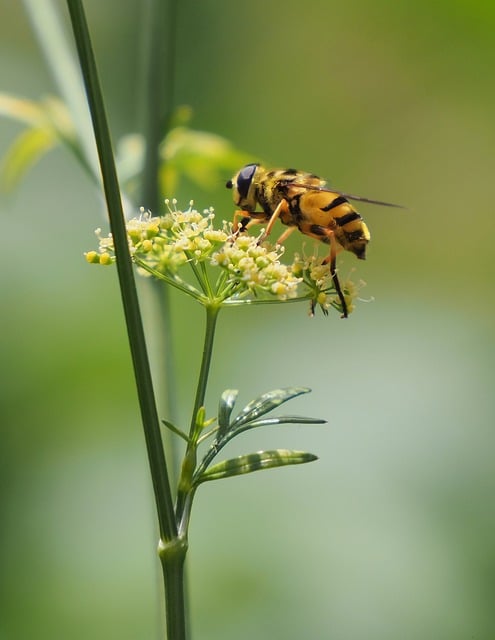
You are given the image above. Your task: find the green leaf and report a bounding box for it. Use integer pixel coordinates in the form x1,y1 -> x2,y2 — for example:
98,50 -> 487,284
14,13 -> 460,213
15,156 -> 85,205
162,419 -> 190,443
231,387 -> 312,429
240,415 -> 327,429
217,389 -> 239,437
195,449 -> 318,484
0,94 -> 76,141
0,94 -> 58,192
220,415 -> 326,445
160,125 -> 254,192
116,121 -> 256,200
0,93 -> 47,126
0,93 -> 89,191
1,127 -> 56,191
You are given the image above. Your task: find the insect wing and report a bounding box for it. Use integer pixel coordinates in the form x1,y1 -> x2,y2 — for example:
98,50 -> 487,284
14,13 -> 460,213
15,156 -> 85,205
289,182 -> 405,209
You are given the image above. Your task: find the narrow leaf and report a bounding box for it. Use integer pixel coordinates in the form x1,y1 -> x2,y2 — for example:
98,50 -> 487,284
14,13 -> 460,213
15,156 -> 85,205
239,415 -> 327,429
1,127 -> 55,191
217,389 -> 239,436
195,449 -> 317,484
221,415 -> 326,447
161,420 -> 190,443
231,387 -> 311,428
0,93 -> 48,126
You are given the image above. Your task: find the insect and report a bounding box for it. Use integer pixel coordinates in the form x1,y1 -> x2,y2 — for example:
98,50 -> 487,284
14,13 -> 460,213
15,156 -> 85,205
226,163 -> 403,318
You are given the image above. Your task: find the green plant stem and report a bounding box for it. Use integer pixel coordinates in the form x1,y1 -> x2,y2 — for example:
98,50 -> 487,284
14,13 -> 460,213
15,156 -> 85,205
175,304 -> 220,535
190,305 -> 221,437
159,537 -> 188,640
66,0 -> 178,548
67,3 -> 186,637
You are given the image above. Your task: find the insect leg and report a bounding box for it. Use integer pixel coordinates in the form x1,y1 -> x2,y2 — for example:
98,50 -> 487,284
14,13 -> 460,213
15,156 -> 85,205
232,211 -> 254,234
328,235 -> 348,318
319,231 -> 348,318
258,199 -> 290,243
276,226 -> 296,244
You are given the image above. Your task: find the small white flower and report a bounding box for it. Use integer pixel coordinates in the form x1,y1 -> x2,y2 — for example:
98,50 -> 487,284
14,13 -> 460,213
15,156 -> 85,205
87,200 -> 360,316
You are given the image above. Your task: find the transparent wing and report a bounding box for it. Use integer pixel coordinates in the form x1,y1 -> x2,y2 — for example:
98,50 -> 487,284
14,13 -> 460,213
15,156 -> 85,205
290,181 -> 406,209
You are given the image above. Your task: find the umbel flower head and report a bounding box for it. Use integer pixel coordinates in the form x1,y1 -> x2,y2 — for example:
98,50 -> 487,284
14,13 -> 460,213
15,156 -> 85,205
85,201 -> 361,315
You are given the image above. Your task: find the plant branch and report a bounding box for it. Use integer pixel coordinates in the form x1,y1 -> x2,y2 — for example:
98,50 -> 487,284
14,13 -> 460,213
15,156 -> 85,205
175,304 -> 220,534
190,305 -> 220,437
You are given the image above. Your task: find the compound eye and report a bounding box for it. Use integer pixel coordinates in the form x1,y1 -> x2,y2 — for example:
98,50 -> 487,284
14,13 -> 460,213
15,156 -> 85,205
236,164 -> 258,200
225,179 -> 233,189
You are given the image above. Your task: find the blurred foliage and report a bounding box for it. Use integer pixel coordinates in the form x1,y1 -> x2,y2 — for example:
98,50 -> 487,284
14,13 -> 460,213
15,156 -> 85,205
0,94 -> 252,201
0,93 -> 78,190
1,1 -> 494,640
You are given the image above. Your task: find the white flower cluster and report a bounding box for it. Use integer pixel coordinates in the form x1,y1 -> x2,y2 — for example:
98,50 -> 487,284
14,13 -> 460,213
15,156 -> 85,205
86,202 -> 229,276
86,201 -> 361,314
211,233 -> 301,300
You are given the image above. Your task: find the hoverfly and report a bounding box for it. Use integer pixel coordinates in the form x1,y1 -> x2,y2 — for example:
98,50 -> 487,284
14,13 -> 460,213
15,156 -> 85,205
226,163 -> 403,318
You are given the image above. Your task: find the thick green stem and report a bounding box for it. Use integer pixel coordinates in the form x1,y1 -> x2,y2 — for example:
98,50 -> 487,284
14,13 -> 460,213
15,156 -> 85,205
65,0 -> 177,542
159,537 -> 188,640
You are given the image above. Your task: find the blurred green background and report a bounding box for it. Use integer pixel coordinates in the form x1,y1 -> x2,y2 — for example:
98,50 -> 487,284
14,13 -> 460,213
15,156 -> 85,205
1,1 -> 494,639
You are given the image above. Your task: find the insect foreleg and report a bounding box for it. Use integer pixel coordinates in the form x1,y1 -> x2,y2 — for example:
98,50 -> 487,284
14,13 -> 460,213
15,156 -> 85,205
232,211 -> 255,235
258,199 -> 290,243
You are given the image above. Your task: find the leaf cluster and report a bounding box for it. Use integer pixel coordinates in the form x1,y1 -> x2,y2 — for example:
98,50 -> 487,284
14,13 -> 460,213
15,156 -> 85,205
165,386 -> 325,534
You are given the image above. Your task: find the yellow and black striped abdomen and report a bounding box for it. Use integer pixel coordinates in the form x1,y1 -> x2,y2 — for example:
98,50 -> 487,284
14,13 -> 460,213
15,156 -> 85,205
287,189 -> 370,259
